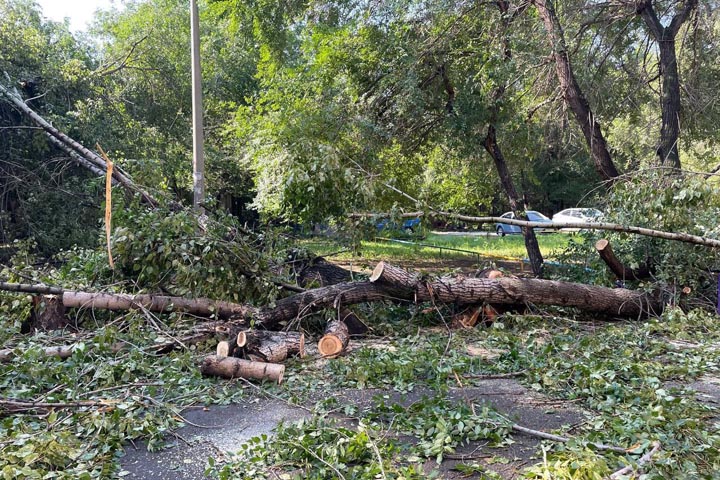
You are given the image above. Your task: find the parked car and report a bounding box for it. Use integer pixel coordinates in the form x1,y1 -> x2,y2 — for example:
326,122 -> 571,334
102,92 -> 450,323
552,208 -> 603,231
377,217 -> 421,233
495,211 -> 552,236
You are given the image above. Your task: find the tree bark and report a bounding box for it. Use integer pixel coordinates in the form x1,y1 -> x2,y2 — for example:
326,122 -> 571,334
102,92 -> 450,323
318,319 -> 350,358
235,330 -> 305,363
595,239 -> 653,281
23,295 -> 69,332
532,0 -> 620,183
200,355 -> 285,383
633,0 -> 698,169
61,291 -> 249,318
0,82 -> 158,207
483,124 -> 544,277
369,261 -> 662,319
294,256 -> 369,334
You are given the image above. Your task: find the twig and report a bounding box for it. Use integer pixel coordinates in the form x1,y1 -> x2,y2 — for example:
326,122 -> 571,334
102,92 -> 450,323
0,398 -> 113,412
609,441 -> 662,479
464,371 -> 526,379
510,422 -> 627,454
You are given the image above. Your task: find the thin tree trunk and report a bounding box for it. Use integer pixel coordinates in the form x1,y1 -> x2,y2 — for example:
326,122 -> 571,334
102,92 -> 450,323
483,124 -> 544,277
484,2 -> 544,278
532,0 -> 620,183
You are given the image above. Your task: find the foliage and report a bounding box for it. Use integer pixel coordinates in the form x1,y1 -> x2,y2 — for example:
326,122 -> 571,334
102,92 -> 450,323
206,418 -> 426,480
555,170 -> 720,306
108,203 -> 277,302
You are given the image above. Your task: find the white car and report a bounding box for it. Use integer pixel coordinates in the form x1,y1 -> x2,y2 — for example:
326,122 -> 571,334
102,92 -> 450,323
552,208 -> 603,231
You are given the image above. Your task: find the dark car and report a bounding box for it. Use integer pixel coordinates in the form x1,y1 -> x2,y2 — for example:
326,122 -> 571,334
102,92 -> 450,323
495,211 -> 552,236
377,217 -> 421,233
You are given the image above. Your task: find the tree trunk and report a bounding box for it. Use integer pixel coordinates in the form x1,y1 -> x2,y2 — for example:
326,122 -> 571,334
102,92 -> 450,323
633,0 -> 698,170
483,124 -> 544,277
656,39 -> 681,168
0,82 -> 158,207
294,256 -> 369,334
368,262 -> 662,319
61,291 -> 249,318
23,295 -> 69,332
200,355 -> 285,383
533,0 -> 620,183
318,319 -> 350,358
595,239 -> 653,281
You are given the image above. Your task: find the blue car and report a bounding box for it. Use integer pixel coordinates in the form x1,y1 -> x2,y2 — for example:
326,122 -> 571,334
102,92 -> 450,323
495,211 -> 552,236
377,217 -> 421,233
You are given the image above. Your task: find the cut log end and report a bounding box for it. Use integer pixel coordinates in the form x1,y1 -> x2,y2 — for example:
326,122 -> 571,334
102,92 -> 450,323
369,262 -> 387,283
595,238 -> 609,251
319,319 -> 350,358
318,334 -> 345,358
216,340 -> 233,358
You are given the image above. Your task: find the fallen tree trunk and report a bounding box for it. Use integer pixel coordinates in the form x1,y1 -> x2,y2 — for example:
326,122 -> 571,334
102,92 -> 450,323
0,83 -> 158,207
60,290 -> 249,318
295,256 -> 368,335
232,330 -> 305,362
595,239 -> 653,281
200,355 -> 284,383
2,260 -> 665,336
0,345 -> 74,363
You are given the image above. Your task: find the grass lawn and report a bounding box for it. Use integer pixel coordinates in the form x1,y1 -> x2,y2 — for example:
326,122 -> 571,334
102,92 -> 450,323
300,231 -> 575,263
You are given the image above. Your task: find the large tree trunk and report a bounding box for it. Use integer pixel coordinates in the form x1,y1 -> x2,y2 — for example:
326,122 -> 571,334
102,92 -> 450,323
532,0 -> 620,183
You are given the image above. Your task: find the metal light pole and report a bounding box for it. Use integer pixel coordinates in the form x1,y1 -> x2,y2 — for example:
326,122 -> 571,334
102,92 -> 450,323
190,0 -> 205,213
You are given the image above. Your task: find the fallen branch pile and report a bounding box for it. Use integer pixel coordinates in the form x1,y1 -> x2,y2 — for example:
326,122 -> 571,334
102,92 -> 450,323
1,260 -> 666,383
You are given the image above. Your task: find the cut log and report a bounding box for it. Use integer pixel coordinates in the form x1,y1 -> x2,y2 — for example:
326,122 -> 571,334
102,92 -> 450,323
0,345 -> 73,362
23,295 -> 69,332
318,319 -> 350,358
216,339 -> 237,358
61,291 -> 249,318
235,330 -> 305,362
294,256 -> 368,335
595,239 -> 653,281
200,355 -> 284,383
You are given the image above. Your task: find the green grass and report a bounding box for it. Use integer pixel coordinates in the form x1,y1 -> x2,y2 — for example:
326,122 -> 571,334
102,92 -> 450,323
300,231 -> 574,263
